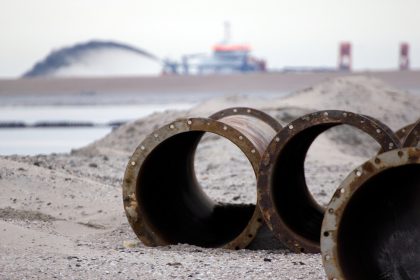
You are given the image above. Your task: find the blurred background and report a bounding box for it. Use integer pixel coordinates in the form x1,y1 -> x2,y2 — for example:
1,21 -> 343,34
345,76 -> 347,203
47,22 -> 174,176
0,0 -> 419,155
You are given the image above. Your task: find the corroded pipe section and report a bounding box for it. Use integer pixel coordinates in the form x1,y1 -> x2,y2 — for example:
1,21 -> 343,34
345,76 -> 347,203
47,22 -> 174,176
402,119 -> 420,147
210,107 -> 283,133
395,122 -> 415,142
258,110 -> 401,253
321,147 -> 420,280
123,110 -> 280,249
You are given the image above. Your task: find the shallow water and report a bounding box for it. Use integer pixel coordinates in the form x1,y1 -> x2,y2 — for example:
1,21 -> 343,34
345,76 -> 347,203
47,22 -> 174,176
0,103 -> 194,155
0,127 -> 112,155
0,103 -> 193,125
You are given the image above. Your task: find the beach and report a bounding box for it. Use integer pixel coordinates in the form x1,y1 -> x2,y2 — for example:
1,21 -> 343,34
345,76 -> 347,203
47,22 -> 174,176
1,74 -> 420,279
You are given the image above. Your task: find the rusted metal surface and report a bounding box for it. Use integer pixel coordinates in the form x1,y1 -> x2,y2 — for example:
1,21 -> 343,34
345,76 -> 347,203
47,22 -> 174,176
395,119 -> 420,147
210,107 -> 283,133
257,110 -> 401,253
402,119 -> 420,147
122,109 -> 280,249
395,123 -> 415,141
321,147 -> 420,280
210,107 -> 282,155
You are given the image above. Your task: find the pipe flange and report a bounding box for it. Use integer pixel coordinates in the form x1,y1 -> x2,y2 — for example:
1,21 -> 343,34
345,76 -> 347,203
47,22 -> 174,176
210,107 -> 283,132
123,117 -> 268,249
395,122 -> 416,142
402,119 -> 420,147
258,110 -> 401,253
321,147 -> 420,279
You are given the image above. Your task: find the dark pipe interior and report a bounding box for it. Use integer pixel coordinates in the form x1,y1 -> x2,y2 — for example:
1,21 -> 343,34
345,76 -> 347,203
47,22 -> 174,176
338,164 -> 420,280
271,124 -> 336,244
138,131 -> 255,247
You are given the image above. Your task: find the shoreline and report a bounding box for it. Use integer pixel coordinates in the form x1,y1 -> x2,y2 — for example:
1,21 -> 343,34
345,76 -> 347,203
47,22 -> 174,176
0,75 -> 419,279
1,70 -> 420,96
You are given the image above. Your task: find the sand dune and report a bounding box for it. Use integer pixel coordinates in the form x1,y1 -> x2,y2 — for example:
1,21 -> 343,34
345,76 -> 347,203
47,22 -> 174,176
1,75 -> 419,279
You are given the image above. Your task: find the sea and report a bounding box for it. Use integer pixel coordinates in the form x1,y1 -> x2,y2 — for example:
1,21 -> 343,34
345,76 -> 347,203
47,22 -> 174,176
0,103 -> 194,155
0,88 -> 291,156
2,85 -> 417,156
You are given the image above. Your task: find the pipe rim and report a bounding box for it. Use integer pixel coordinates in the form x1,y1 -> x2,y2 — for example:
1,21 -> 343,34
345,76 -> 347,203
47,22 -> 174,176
395,122 -> 415,142
210,107 -> 283,132
258,110 -> 401,253
402,119 -> 420,147
320,147 -> 420,279
122,117 -> 264,249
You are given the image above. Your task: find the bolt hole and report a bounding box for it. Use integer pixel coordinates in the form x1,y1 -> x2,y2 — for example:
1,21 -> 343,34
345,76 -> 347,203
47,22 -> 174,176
323,231 -> 330,237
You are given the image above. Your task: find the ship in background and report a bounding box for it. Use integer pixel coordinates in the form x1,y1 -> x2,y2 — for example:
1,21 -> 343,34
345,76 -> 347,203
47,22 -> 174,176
22,22 -> 413,78
163,22 -> 266,75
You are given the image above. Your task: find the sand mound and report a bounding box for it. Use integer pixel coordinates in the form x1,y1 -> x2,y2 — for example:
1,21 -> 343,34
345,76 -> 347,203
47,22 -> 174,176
275,75 -> 420,130
74,110 -> 188,156
2,75 -> 419,279
190,76 -> 420,131
79,76 -> 419,157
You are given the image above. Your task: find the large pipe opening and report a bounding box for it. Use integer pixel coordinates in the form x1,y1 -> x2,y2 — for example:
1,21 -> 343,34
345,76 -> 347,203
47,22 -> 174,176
337,164 -> 420,279
305,125 -> 382,207
137,131 -> 255,248
271,125 -> 332,245
271,123 -> 395,247
124,112 -> 279,249
194,133 -> 256,205
259,110 -> 401,253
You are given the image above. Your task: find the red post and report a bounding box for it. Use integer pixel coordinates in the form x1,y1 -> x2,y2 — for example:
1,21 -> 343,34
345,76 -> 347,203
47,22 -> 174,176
338,42 -> 352,71
399,43 -> 410,71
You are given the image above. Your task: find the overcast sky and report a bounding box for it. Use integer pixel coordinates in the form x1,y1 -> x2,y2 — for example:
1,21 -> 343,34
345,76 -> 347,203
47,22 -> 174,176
0,0 -> 419,77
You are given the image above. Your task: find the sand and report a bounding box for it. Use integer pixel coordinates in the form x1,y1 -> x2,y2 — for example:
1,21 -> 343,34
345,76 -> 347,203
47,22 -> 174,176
1,75 -> 419,279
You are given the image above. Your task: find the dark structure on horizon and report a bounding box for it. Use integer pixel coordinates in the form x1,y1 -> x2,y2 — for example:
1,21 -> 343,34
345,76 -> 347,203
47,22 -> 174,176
162,22 -> 266,75
399,42 -> 410,71
338,42 -> 352,71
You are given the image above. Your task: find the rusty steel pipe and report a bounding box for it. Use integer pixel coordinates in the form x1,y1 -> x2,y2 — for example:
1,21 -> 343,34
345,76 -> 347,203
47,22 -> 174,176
395,123 -> 416,142
395,119 -> 420,147
122,108 -> 280,249
258,110 -> 401,253
402,119 -> 420,147
209,107 -> 283,133
321,147 -> 420,280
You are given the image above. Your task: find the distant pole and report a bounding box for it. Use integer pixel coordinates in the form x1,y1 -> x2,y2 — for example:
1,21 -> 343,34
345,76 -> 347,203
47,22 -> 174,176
223,21 -> 231,44
338,42 -> 352,71
399,43 -> 410,71
182,56 -> 189,75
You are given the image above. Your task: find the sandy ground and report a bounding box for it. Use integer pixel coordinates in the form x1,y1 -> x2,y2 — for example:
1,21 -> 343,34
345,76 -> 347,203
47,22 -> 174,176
1,76 -> 420,279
